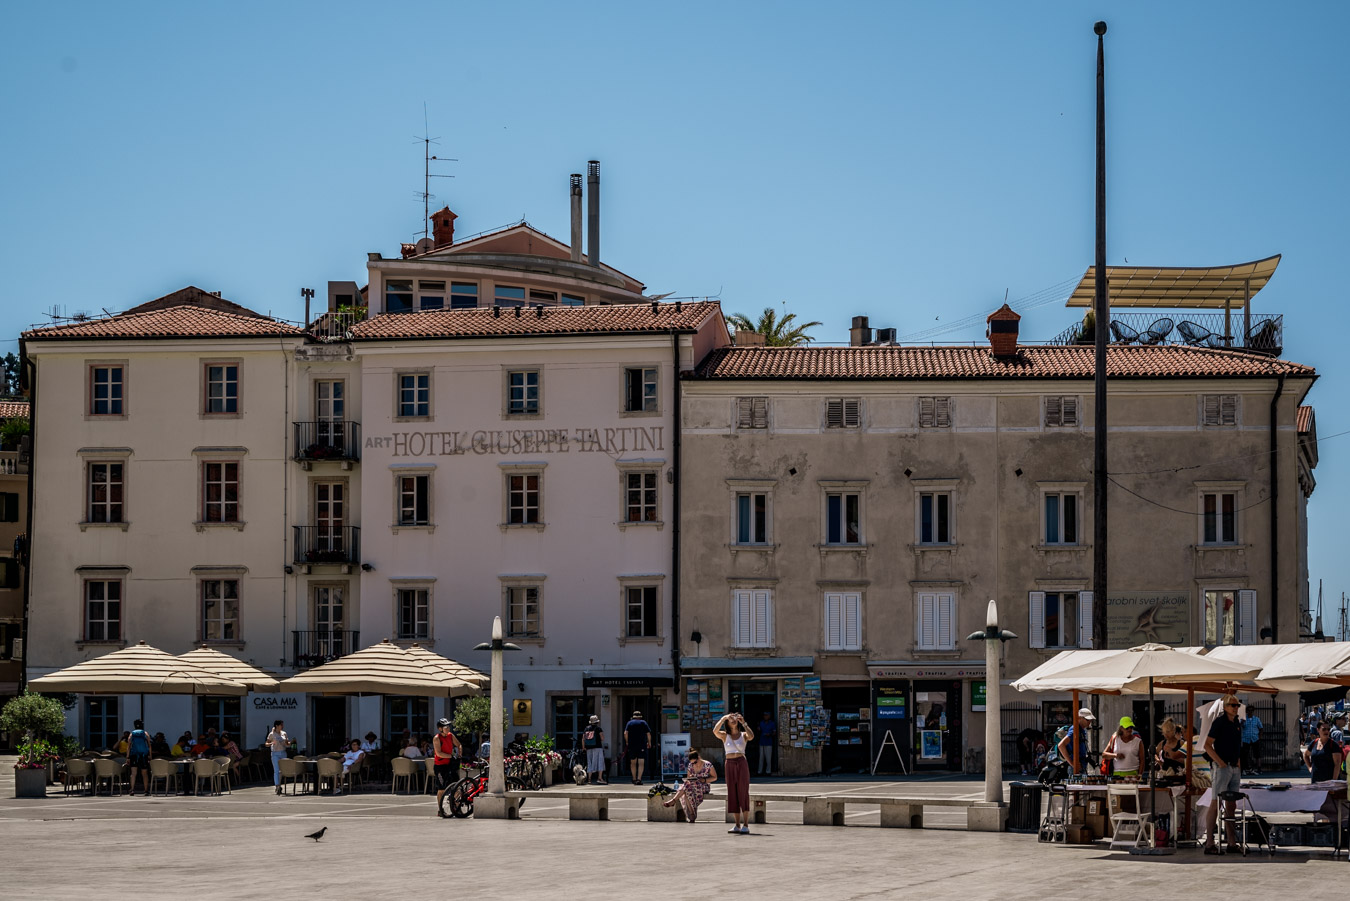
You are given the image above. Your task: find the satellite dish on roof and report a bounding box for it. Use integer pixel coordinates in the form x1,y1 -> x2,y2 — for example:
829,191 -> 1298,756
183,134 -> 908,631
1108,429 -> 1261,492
414,237 -> 434,255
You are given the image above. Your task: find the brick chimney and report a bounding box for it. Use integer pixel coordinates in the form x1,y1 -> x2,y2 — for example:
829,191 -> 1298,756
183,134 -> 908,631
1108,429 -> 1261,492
849,315 -> 873,347
987,304 -> 1021,357
431,207 -> 458,249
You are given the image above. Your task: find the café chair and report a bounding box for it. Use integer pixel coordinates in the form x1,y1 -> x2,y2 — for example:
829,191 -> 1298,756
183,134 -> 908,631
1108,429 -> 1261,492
149,758 -> 179,796
278,757 -> 308,795
63,759 -> 94,795
92,758 -> 125,796
191,758 -> 220,795
391,757 -> 418,794
315,758 -> 342,794
1108,783 -> 1155,851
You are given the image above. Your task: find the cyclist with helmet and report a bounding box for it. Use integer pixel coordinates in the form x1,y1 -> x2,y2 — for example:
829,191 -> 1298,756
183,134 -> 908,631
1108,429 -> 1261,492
433,718 -> 462,818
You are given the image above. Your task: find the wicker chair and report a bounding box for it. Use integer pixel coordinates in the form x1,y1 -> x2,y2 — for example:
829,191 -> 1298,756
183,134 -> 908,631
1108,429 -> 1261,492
149,758 -> 179,796
391,756 -> 419,794
64,759 -> 94,795
278,757 -> 308,795
1139,318 -> 1175,346
1109,320 -> 1140,344
92,758 -> 125,796
315,757 -> 342,794
1178,320 -> 1223,348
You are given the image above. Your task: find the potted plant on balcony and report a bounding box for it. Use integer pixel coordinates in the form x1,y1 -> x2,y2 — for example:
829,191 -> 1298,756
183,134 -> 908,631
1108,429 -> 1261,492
305,547 -> 349,564
303,442 -> 345,461
1,692 -> 66,798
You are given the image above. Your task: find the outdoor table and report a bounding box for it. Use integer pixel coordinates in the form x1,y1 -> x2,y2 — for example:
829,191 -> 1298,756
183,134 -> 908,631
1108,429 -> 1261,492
1195,783 -> 1342,819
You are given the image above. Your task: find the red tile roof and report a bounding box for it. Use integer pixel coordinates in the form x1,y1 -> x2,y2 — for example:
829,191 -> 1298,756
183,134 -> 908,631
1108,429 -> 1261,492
348,301 -> 721,341
691,345 -> 1316,381
23,303 -> 303,341
1298,405 -> 1314,434
0,400 -> 28,419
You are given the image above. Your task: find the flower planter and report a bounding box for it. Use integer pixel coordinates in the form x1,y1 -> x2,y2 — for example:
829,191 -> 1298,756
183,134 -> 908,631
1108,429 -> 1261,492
14,767 -> 47,798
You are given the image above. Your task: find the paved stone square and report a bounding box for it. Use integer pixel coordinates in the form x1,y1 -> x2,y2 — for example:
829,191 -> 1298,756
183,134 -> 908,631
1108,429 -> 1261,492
1,765 -> 1339,900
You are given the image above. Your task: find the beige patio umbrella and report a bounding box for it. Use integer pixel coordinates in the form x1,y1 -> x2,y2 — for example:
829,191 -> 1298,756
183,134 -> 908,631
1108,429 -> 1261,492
178,646 -> 282,692
1204,641 -> 1350,691
28,640 -> 248,722
277,639 -> 470,696
404,643 -> 488,696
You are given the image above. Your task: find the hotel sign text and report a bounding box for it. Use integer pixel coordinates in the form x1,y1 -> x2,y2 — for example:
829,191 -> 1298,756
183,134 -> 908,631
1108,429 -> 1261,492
370,426 -> 665,457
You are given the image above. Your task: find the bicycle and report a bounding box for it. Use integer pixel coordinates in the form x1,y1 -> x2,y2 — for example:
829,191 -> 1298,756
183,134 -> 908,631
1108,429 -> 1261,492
441,758 -> 528,818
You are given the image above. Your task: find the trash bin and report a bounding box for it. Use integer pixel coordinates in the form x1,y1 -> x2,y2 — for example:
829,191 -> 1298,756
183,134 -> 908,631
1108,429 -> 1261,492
1008,781 -> 1043,833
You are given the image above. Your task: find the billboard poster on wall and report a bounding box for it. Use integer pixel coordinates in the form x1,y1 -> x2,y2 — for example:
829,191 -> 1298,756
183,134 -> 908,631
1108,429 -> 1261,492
1106,591 -> 1191,648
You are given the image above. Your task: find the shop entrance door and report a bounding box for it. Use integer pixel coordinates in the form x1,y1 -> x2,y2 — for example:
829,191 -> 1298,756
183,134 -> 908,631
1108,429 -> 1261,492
913,680 -> 962,771
822,685 -> 870,774
312,697 -> 346,755
729,682 -> 777,772
551,696 -> 594,752
616,695 -> 662,780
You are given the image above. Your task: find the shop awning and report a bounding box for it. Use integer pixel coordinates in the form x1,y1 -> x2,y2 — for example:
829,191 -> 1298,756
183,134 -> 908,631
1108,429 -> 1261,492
680,657 -> 814,677
1065,254 -> 1280,308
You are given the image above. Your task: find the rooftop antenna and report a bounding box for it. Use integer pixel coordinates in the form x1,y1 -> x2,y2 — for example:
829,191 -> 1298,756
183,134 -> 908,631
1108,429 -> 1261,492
414,102 -> 456,239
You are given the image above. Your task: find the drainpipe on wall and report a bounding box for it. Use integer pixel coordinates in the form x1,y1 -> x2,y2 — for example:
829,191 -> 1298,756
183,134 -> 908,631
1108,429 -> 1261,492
670,331 -> 682,691
1269,374 -> 1285,643
17,345 -> 35,693
280,337 -> 291,669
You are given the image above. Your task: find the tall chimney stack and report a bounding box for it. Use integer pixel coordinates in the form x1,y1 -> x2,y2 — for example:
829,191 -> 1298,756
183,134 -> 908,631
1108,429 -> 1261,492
586,160 -> 600,267
849,315 -> 872,347
569,174 -> 583,262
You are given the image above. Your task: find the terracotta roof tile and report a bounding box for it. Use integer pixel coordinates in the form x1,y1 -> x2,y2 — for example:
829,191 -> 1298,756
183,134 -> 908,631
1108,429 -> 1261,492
0,400 -> 28,419
348,301 -> 720,341
23,305 -> 302,341
691,345 -> 1316,381
1297,405 -> 1314,434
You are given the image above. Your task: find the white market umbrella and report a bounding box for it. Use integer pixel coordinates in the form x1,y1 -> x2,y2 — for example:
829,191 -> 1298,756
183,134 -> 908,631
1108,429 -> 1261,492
277,639 -> 469,696
178,646 -> 282,692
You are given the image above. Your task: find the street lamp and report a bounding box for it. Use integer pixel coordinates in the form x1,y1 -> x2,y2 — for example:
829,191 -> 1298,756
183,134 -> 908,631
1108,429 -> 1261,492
967,599 -> 1017,821
471,616 -> 521,818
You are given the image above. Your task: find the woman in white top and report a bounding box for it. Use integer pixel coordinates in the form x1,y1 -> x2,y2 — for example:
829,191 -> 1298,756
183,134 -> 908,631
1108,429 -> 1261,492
266,720 -> 290,795
714,713 -> 755,835
1103,717 -> 1144,778
402,738 -> 424,759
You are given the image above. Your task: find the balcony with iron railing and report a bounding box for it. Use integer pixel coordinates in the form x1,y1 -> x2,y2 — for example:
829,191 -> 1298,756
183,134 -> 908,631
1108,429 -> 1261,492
292,629 -> 360,669
1049,311 -> 1282,355
294,421 -> 361,464
293,525 -> 361,566
307,307 -> 367,343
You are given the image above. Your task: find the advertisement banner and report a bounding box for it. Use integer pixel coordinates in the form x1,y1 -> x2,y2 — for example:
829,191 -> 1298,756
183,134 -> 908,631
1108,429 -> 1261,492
661,732 -> 691,781
971,681 -> 987,712
1106,591 -> 1191,648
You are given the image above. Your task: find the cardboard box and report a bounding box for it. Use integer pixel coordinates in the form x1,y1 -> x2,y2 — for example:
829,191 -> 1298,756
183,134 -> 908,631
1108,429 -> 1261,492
1086,812 -> 1112,838
1065,824 -> 1093,844
1087,798 -> 1104,816
1069,804 -> 1087,825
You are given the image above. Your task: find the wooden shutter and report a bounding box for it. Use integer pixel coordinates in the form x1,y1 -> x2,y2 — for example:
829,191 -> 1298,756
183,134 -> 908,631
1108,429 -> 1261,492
917,593 -> 937,649
752,590 -> 772,647
824,592 -> 843,650
1028,591 -> 1047,649
1221,394 -> 1238,426
826,399 -> 843,428
919,396 -> 935,428
1237,589 -> 1257,645
936,594 -> 955,649
843,593 -> 861,650
1061,397 -> 1079,427
751,397 -> 768,428
732,590 -> 751,646
1078,591 -> 1094,648
842,398 -> 861,428
1045,395 -> 1061,427
737,397 -> 753,429
934,396 -> 951,428
1203,394 -> 1220,425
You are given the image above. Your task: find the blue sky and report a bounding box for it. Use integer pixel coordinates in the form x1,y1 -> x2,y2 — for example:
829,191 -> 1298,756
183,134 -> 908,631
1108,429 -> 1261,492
3,2 -> 1347,626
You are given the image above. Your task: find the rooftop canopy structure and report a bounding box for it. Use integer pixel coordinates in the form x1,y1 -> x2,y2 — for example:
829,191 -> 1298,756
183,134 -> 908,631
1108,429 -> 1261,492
1065,254 -> 1281,308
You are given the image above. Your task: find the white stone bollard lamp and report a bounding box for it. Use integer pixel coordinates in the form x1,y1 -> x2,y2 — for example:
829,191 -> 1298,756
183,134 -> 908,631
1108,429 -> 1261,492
472,615 -> 522,819
966,598 -> 1017,831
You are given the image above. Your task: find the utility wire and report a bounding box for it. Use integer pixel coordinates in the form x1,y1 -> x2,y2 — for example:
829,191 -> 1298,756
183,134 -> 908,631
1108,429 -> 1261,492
897,275 -> 1081,343
1106,475 -> 1272,517
1107,427 -> 1350,476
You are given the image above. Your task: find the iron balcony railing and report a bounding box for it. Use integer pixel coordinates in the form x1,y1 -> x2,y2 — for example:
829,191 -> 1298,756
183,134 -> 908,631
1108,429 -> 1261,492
1049,311 -> 1282,356
306,308 -> 367,343
293,525 -> 361,565
292,629 -> 359,669
294,421 -> 361,462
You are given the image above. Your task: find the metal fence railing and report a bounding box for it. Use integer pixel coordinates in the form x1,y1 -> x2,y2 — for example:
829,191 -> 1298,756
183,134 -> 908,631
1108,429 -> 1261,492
1050,311 -> 1282,355
293,525 -> 361,565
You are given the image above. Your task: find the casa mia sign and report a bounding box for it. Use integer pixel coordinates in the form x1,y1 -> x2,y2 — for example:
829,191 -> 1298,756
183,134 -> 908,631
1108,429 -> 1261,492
368,426 -> 664,458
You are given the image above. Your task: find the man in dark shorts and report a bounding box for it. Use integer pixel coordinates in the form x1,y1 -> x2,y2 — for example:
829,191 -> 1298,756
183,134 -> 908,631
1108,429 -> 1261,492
624,710 -> 652,785
432,718 -> 461,819
1203,694 -> 1244,854
127,719 -> 152,795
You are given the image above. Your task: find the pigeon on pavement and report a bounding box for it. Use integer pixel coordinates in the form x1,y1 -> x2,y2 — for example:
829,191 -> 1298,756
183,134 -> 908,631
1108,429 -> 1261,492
304,827 -> 327,842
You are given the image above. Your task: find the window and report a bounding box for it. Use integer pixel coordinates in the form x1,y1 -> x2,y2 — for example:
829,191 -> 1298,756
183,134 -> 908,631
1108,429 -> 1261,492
204,364 -> 239,414
84,579 -> 121,641
1202,394 -> 1238,427
1204,589 -> 1256,646
200,698 -> 241,740
202,462 -> 240,522
85,697 -> 119,752
397,588 -> 430,639
0,621 -> 19,659
495,285 -> 526,307
386,279 -> 413,313
530,289 -> 557,304
397,474 -> 429,526
735,492 -> 769,545
507,586 -> 540,637
397,373 -> 430,418
1027,591 -> 1093,649
0,491 -> 20,523
825,491 -> 862,545
736,397 -> 769,430
201,579 -> 240,642
1044,396 -> 1079,428
450,282 -> 478,309
1202,491 -> 1237,544
86,463 -> 123,523
560,293 -> 584,307
917,492 -> 952,545
624,471 -> 659,523
1044,492 -> 1079,545
506,370 -> 540,415
507,473 -> 541,525
625,586 -> 659,638
90,365 -> 124,415
386,697 -> 430,738
915,592 -> 956,650
313,585 -> 345,655
918,396 -> 951,428
0,558 -> 19,588
417,280 -> 444,310
732,589 -> 773,648
826,398 -> 862,429
624,368 -> 658,413
824,591 -> 861,651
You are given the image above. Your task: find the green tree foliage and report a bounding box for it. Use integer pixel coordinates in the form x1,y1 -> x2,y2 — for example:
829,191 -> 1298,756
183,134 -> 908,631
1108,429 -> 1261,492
1,692 -> 66,741
0,416 -> 29,450
0,353 -> 19,396
452,695 -> 508,739
727,307 -> 823,346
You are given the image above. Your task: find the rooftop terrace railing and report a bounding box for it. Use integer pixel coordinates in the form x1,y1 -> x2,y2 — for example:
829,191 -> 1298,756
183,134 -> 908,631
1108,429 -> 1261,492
1049,311 -> 1282,355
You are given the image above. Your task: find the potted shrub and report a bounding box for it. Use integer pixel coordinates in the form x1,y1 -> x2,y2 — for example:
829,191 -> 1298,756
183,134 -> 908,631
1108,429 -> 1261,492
1,692 -> 66,798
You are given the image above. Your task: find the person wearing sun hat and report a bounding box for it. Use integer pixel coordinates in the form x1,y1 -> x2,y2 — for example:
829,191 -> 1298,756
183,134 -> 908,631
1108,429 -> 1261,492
1102,716 -> 1143,778
1055,707 -> 1096,774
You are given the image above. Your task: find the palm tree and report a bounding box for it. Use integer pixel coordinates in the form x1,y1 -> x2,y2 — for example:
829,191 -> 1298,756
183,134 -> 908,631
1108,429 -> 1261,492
727,307 -> 823,347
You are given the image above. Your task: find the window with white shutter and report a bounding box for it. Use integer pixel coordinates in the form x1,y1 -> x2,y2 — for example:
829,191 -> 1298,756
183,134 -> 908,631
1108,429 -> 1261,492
1237,589 -> 1257,645
826,398 -> 861,429
736,397 -> 769,430
916,592 -> 956,650
918,396 -> 952,429
1028,591 -> 1046,649
1202,394 -> 1239,427
824,592 -> 861,651
1077,591 -> 1094,648
732,589 -> 773,648
1045,396 -> 1079,428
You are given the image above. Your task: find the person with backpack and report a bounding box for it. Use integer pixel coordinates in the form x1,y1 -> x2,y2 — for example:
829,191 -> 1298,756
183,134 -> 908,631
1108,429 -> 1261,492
127,719 -> 152,796
432,718 -> 461,819
582,715 -> 607,785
